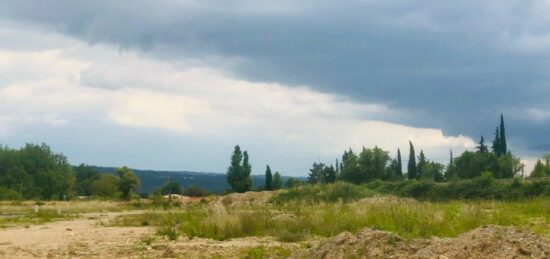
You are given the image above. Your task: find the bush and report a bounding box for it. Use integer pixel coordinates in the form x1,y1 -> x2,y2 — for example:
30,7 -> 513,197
366,176 -> 550,201
270,182 -> 377,203
183,186 -> 209,197
0,187 -> 22,200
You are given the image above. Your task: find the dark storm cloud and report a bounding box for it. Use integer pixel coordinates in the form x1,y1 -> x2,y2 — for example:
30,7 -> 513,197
2,0 -> 550,152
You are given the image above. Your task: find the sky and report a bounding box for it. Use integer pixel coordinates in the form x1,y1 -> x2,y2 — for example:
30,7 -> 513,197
0,1 -> 549,176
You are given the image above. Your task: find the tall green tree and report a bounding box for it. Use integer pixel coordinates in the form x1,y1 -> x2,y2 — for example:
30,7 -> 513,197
530,160 -> 547,178
476,135 -> 489,153
499,114 -> 507,154
116,167 -> 140,201
445,150 -> 457,181
91,174 -> 119,198
226,145 -> 252,193
492,127 -> 501,155
396,148 -> 403,177
74,164 -> 99,196
160,180 -> 182,196
273,172 -> 282,190
308,162 -> 325,183
407,141 -> 417,180
323,165 -> 337,183
417,150 -> 427,179
340,149 -> 361,183
492,115 -> 508,156
265,165 -> 273,190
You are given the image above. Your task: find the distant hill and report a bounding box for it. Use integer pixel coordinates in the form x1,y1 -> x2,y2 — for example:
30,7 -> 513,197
90,166 -> 304,194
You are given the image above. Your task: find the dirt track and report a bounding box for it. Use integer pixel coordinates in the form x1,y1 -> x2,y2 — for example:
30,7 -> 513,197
2,210 -> 550,258
0,212 -> 152,258
0,211 -> 299,258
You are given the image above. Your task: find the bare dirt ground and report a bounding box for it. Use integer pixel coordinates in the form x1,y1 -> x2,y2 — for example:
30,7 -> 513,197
0,212 -> 153,258
0,211 -> 300,258
294,225 -> 550,259
1,206 -> 549,258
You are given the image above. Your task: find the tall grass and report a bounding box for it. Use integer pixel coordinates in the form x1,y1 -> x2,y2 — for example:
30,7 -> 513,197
112,195 -> 550,241
270,182 -> 377,203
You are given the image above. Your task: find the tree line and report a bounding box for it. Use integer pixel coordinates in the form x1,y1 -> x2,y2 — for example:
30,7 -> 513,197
0,143 -> 140,200
226,115 -> 546,193
306,114 -> 542,184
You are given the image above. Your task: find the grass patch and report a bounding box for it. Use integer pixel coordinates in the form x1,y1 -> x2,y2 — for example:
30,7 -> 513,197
111,192 -> 550,242
270,182 -> 377,203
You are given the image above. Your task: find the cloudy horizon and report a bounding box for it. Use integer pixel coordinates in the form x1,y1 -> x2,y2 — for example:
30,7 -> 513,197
0,1 -> 549,175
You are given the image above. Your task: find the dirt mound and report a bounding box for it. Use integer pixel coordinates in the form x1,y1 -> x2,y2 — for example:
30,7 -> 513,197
294,226 -> 550,259
418,226 -> 550,258
162,194 -> 205,204
219,190 -> 282,206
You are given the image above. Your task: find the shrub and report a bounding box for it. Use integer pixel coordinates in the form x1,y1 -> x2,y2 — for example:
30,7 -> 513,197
183,186 -> 209,197
270,182 -> 376,203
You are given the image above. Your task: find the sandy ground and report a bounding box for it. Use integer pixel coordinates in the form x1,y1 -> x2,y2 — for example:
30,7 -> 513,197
2,206 -> 549,258
0,212 -> 153,258
0,212 -> 299,259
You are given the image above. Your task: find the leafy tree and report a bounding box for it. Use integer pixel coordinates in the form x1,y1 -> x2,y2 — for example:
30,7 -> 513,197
476,135 -> 489,153
285,177 -> 300,188
543,154 -> 550,166
417,150 -> 427,179
273,172 -> 282,190
407,141 -> 417,180
308,162 -> 325,184
357,147 -> 390,182
91,174 -> 119,198
530,160 -> 547,178
226,145 -> 252,193
450,151 -> 521,179
445,150 -> 457,181
265,165 -> 273,190
117,166 -> 140,201
323,165 -> 337,183
160,180 -> 182,196
340,149 -> 361,184
19,144 -> 75,200
421,161 -> 445,182
74,164 -> 99,196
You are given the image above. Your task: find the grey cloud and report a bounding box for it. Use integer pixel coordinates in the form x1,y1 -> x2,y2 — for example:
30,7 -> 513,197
1,0 -> 550,153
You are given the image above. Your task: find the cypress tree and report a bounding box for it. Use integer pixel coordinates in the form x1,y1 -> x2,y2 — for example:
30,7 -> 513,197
492,127 -> 501,155
241,151 -> 252,191
265,165 -> 273,190
476,135 -> 489,153
396,148 -> 403,177
499,114 -> 507,154
417,150 -> 427,179
407,141 -> 417,180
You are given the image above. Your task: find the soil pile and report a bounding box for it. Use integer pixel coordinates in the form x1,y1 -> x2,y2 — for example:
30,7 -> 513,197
219,190 -> 282,206
295,225 -> 550,259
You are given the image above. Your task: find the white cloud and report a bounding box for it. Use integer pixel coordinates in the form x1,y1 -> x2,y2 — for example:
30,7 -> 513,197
0,23 -> 477,172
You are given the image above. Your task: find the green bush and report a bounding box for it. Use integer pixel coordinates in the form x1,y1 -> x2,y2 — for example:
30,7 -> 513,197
0,187 -> 22,200
366,176 -> 550,201
270,182 -> 377,203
